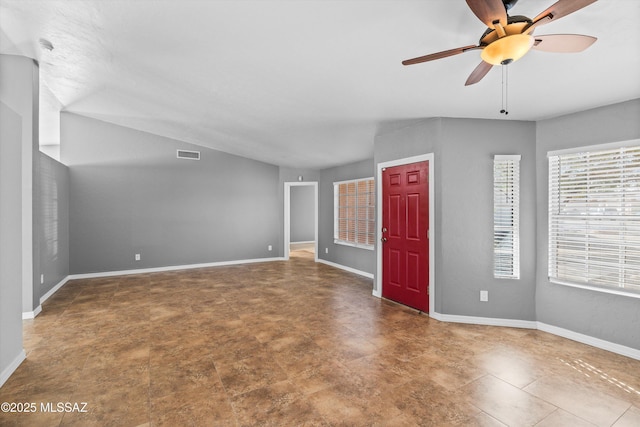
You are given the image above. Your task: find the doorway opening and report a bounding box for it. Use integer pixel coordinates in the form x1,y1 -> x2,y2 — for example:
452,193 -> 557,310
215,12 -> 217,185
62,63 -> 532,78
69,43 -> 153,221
284,182 -> 318,261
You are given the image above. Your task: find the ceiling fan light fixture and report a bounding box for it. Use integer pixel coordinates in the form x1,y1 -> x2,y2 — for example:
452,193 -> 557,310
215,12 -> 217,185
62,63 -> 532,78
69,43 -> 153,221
480,34 -> 534,65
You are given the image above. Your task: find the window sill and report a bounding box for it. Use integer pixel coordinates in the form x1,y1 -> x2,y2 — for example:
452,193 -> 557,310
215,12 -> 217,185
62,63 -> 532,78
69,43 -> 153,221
549,278 -> 640,299
334,240 -> 374,251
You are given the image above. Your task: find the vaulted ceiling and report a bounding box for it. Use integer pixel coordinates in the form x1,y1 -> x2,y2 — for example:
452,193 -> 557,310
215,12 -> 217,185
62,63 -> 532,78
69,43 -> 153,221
1,0 -> 639,169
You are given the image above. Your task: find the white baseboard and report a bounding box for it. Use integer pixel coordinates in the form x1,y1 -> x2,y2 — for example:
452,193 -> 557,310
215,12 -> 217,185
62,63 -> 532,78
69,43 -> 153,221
21,277 -> 70,319
40,276 -> 70,304
425,312 -> 639,361
537,322 -> 640,361
24,258 -> 640,362
22,305 -> 42,320
430,312 -> 538,329
68,257 -> 286,280
26,257 -> 285,319
290,241 -> 315,245
0,349 -> 26,388
316,258 -> 374,279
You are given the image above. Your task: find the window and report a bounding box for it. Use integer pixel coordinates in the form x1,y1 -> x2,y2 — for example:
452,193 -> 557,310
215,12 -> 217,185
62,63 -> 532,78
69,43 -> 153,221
548,143 -> 640,295
334,177 -> 375,249
494,155 -> 521,279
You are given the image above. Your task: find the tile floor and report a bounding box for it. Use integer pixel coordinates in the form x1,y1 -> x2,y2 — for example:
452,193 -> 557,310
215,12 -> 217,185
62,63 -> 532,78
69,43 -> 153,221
1,250 -> 639,426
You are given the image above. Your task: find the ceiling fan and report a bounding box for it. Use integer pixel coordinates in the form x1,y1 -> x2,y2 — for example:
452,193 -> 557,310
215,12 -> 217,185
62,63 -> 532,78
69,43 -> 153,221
402,0 -> 598,86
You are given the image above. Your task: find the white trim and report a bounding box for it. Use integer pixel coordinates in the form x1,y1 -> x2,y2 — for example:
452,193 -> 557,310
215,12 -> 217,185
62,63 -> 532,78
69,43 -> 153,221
547,138 -> 640,157
375,153 -> 435,313
430,312 -> 537,329
333,239 -> 374,251
21,277 -> 72,319
333,177 -> 375,250
40,276 -> 70,304
290,240 -> 315,245
537,322 -> 640,361
547,144 -> 640,294
316,258 -> 374,279
68,257 -> 285,280
493,156 -> 520,279
284,181 -> 318,261
333,176 -> 374,186
26,258 -> 285,317
494,154 -> 522,161
16,259 -> 640,363
0,349 -> 26,388
22,305 -> 41,320
427,312 -> 640,361
550,278 -> 640,299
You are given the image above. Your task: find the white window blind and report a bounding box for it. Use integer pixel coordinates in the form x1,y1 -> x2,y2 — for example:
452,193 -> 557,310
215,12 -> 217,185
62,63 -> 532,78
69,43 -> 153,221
548,144 -> 640,294
494,155 -> 521,279
334,178 -> 375,250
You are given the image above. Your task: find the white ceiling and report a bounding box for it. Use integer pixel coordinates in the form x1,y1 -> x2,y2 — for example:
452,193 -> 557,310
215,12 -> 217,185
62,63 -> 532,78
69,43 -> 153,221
1,0 -> 639,169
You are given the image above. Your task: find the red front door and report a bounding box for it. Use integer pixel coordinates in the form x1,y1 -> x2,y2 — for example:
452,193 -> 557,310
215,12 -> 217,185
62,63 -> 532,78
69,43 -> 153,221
382,161 -> 429,312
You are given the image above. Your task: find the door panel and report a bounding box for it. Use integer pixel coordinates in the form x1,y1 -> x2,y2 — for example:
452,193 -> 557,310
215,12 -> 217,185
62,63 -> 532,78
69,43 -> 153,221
389,194 -> 401,238
407,194 -> 420,240
407,252 -> 420,291
382,161 -> 429,312
389,249 -> 401,287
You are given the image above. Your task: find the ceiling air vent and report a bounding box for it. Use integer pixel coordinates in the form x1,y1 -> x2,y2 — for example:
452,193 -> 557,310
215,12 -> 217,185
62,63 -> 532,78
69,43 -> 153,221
177,149 -> 200,160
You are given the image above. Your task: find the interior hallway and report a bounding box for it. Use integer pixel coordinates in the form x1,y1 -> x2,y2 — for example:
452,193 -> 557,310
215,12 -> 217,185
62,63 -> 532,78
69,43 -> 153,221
1,255 -> 639,426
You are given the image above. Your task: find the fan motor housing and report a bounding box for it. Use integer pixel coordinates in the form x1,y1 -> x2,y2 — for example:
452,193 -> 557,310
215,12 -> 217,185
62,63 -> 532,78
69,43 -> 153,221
479,15 -> 532,46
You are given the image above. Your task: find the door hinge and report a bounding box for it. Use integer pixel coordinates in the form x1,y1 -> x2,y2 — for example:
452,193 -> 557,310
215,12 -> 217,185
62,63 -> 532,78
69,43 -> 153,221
427,229 -> 430,239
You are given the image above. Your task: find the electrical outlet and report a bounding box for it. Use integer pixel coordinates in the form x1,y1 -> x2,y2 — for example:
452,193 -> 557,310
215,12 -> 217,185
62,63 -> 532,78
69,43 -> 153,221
135,253 -> 141,261
480,290 -> 488,302
325,248 -> 328,254
268,245 -> 272,251
40,274 -> 44,284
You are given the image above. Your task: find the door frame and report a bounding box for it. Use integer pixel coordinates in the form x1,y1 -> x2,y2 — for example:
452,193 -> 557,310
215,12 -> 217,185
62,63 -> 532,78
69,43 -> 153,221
284,181 -> 318,261
375,153 -> 435,314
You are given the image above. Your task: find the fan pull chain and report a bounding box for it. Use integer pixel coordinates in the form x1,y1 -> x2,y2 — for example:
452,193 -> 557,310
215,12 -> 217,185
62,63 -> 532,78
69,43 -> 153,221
500,64 -> 509,115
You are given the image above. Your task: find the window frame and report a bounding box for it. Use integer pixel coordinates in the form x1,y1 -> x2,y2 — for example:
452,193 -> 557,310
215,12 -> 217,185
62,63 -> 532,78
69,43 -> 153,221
333,177 -> 375,251
493,155 -> 521,280
547,140 -> 640,298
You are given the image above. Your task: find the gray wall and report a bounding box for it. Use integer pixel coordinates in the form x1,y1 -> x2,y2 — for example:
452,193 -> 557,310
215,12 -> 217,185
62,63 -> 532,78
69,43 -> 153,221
61,113 -> 281,274
535,99 -> 640,349
0,100 -> 24,385
290,185 -> 315,242
374,117 -> 537,320
437,118 -> 536,320
374,118 -> 440,165
38,153 -> 69,297
318,159 -> 375,274
0,54 -> 39,314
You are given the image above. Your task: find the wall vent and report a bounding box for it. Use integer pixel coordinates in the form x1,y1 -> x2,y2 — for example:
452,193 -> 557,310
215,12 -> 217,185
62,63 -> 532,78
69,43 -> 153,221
177,149 -> 200,160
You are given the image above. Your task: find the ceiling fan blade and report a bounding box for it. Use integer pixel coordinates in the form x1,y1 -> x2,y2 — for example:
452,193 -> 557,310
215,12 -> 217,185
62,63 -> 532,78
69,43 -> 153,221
402,45 -> 479,66
465,61 -> 493,86
465,0 -> 507,28
532,34 -> 597,52
531,0 -> 597,27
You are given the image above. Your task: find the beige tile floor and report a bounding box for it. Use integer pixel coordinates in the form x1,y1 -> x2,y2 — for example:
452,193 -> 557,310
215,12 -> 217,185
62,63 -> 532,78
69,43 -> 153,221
1,250 -> 639,426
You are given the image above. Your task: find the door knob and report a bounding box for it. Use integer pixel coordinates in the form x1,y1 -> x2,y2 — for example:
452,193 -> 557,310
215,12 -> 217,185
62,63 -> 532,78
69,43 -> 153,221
381,237 -> 387,242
